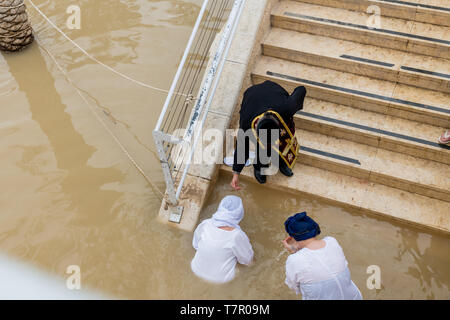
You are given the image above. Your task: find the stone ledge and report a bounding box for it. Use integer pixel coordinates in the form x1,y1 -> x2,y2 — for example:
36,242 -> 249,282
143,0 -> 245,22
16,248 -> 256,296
157,0 -> 277,231
157,174 -> 212,232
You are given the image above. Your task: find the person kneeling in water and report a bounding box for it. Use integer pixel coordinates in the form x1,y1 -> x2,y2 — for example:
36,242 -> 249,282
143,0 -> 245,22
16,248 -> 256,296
191,195 -> 254,284
283,212 -> 362,300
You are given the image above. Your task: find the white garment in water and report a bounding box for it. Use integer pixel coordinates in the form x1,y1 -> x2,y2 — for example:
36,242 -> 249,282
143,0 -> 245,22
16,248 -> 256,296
191,220 -> 254,284
285,236 -> 362,300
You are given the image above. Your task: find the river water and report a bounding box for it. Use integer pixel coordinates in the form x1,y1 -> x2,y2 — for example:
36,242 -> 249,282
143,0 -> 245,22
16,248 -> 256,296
0,0 -> 448,300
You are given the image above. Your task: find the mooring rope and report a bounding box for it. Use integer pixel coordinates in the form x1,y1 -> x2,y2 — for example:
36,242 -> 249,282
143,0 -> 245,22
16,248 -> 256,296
35,35 -> 166,200
26,0 -> 183,96
0,3 -> 25,9
0,25 -> 32,38
0,1 -> 33,51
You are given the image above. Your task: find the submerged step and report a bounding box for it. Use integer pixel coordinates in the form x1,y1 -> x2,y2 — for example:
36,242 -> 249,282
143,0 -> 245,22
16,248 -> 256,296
253,56 -> 450,128
263,28 -> 450,93
272,1 -> 450,59
221,164 -> 450,233
292,0 -> 450,27
296,128 -> 450,202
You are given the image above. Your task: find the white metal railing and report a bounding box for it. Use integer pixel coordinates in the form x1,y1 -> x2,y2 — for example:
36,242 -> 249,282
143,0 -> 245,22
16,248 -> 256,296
153,0 -> 245,221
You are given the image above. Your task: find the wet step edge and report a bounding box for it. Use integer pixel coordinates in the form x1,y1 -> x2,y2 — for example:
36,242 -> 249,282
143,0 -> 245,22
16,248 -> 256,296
220,164 -> 450,234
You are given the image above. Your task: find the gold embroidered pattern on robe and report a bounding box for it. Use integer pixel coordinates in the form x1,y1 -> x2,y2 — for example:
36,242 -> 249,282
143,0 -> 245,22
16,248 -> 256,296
251,110 -> 299,169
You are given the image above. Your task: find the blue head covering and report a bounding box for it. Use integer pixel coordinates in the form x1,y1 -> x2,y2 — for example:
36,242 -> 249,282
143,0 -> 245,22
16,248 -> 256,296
284,212 -> 321,241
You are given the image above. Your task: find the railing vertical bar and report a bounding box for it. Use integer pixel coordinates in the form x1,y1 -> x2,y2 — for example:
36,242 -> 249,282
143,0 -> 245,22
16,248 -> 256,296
170,0 -> 230,136
176,0 -> 246,200
153,0 -> 211,206
161,0 -> 225,135
154,0 -> 211,132
170,0 -> 231,173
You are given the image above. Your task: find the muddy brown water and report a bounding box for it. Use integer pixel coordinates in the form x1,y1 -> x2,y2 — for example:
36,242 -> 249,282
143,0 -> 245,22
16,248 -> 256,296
0,0 -> 449,300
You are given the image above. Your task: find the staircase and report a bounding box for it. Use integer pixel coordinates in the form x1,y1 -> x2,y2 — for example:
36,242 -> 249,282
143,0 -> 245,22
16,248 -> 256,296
224,0 -> 450,233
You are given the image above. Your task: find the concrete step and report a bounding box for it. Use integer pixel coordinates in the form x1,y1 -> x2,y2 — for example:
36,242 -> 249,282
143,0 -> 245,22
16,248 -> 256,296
292,0 -> 450,27
294,97 -> 450,164
224,0 -> 450,235
272,0 -> 450,59
220,163 -> 450,233
263,28 -> 450,93
296,128 -> 450,202
252,55 -> 450,128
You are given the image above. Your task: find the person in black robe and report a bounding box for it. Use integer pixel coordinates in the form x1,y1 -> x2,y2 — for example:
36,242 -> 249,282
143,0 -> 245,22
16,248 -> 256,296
230,80 -> 307,190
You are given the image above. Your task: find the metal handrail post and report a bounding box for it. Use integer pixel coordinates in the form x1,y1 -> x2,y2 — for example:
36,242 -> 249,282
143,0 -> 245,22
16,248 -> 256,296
153,0 -> 210,206
153,132 -> 178,205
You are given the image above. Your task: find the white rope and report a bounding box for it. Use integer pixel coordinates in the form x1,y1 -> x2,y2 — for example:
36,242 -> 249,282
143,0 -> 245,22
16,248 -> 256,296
35,35 -> 166,200
27,0 -> 180,96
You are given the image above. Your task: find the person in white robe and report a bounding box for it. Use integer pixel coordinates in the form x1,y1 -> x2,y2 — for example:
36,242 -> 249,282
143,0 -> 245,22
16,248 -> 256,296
283,212 -> 362,300
191,195 -> 254,284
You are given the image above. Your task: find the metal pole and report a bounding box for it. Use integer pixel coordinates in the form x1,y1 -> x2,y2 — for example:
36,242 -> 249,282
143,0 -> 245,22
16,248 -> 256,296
152,0 -> 210,206
153,132 -> 178,205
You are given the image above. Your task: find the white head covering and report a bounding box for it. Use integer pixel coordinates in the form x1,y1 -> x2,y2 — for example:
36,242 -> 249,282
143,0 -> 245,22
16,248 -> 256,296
211,195 -> 244,230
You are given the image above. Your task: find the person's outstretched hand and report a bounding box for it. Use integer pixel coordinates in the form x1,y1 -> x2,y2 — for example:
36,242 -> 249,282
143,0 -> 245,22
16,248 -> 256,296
282,236 -> 298,254
230,173 -> 241,191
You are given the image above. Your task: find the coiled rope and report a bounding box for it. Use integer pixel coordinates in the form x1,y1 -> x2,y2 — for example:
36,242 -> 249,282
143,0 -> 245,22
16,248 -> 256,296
0,25 -> 32,38
0,3 -> 25,9
0,0 -> 34,51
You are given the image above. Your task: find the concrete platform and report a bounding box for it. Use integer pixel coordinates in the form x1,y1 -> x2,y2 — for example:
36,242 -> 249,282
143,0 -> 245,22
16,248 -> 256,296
225,0 -> 449,234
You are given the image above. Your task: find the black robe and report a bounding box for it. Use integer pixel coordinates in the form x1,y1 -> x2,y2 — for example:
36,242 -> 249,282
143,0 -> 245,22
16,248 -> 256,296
232,80 -> 307,174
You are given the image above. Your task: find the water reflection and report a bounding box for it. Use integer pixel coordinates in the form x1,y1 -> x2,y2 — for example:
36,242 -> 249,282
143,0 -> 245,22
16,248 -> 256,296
5,43 -> 125,225
28,0 -> 202,70
396,228 -> 450,299
25,0 -> 203,180
199,174 -> 450,300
